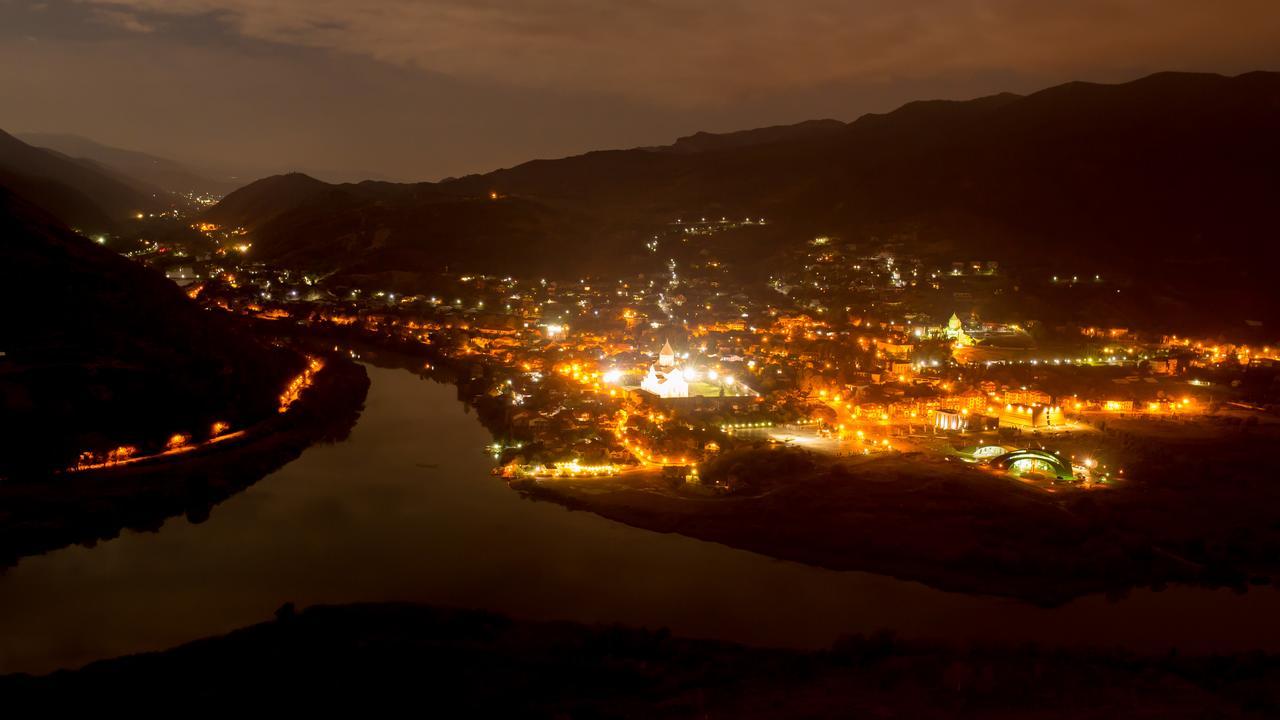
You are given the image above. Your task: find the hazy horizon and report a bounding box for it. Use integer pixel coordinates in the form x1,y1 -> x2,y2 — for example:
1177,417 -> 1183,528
4,0 -> 1280,183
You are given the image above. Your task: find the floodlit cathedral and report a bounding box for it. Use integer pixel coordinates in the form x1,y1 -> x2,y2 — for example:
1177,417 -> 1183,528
640,340 -> 689,398
946,312 -> 974,347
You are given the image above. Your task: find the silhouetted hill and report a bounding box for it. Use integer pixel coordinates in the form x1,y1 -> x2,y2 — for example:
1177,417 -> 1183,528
207,72 -> 1280,321
202,172 -> 334,228
455,72 -> 1279,256
6,603 -> 1279,715
19,132 -> 240,196
0,130 -> 166,234
206,173 -> 594,277
660,118 -> 847,154
0,188 -> 301,475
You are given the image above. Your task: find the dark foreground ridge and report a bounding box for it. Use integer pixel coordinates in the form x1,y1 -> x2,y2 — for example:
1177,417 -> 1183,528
4,603 -> 1278,717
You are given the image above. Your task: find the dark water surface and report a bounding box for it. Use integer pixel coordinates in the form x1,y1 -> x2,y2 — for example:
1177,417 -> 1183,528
3,365 -> 1279,674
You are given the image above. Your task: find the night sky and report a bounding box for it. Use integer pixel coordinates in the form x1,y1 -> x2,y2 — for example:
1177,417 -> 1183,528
4,0 -> 1280,182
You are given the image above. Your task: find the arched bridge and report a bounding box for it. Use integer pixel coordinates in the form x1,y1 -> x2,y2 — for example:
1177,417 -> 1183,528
990,449 -> 1074,479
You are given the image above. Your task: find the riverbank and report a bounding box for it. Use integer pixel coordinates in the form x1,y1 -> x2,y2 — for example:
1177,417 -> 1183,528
5,602 -> 1277,716
512,453 -> 1111,606
233,324 -> 1280,607
514,437 -> 1280,606
0,356 -> 370,569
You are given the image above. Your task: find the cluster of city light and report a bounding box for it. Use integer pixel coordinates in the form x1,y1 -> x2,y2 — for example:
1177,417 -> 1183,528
1145,398 -> 1195,412
488,441 -> 526,459
613,411 -> 689,466
72,445 -> 138,471
180,230 -> 1248,497
1004,404 -> 1063,414
978,357 -> 1128,368
508,460 -> 618,478
70,418 -> 241,473
835,427 -> 892,449
1092,397 -> 1196,413
557,362 -> 613,395
720,421 -> 775,432
619,433 -> 689,465
278,356 -> 325,413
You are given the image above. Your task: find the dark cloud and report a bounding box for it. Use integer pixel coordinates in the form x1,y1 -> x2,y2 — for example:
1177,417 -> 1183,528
72,0 -> 1280,103
89,6 -> 155,32
3,0 -> 1279,180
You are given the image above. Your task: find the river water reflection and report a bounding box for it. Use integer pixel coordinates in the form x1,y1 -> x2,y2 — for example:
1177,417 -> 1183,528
3,365 -> 1279,674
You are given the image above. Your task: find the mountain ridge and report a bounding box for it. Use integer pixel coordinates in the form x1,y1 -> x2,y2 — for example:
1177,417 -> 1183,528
0,130 -> 166,233
17,132 -> 242,196
203,70 -> 1280,324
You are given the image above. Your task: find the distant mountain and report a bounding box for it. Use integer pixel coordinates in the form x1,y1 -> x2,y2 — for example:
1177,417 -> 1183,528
0,187 -> 301,475
207,71 -> 1280,321
0,130 -> 166,234
450,72 -> 1280,254
17,132 -> 241,196
206,174 -> 591,277
202,172 -> 335,228
657,118 -> 847,154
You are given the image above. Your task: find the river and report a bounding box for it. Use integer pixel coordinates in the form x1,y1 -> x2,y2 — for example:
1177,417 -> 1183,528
3,365 -> 1279,674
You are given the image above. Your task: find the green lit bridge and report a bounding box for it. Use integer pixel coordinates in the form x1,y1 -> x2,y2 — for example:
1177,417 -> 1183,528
989,448 -> 1074,480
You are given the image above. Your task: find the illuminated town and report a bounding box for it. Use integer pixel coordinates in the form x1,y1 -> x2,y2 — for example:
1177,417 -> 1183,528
6,4 -> 1280,709
115,215 -> 1272,498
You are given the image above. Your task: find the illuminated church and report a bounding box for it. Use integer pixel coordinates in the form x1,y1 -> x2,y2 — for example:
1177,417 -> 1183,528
640,340 -> 689,398
946,312 -> 974,347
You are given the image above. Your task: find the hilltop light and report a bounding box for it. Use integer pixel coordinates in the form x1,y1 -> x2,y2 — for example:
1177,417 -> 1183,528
603,369 -> 622,384
545,323 -> 564,338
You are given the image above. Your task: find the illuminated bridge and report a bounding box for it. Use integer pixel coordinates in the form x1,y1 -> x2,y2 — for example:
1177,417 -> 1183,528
989,449 -> 1074,480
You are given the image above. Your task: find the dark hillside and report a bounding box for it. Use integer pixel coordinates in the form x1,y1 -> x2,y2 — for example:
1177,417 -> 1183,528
0,187 -> 301,475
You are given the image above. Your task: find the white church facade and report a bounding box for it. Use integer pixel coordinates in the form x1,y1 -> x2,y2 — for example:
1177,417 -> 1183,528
639,340 -> 689,399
